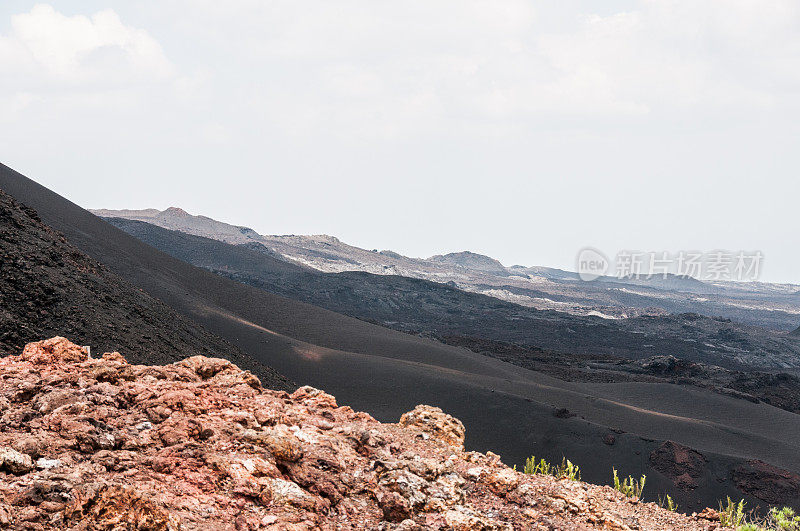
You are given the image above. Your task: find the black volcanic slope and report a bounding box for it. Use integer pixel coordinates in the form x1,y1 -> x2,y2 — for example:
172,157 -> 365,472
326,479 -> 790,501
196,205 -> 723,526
2,162 -> 800,512
0,187 -> 291,391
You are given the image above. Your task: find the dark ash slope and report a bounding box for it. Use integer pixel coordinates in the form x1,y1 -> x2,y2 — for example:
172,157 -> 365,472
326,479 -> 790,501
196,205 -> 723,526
0,187 -> 291,390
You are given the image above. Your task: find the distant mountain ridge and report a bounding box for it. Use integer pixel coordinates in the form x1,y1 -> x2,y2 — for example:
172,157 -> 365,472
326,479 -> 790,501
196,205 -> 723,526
104,215 -> 800,371
429,250 -> 510,275
93,207 -> 800,330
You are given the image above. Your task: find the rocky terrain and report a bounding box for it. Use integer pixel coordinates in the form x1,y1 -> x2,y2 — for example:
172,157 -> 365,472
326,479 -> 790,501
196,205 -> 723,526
0,187 -> 291,391
0,337 -> 728,530
93,207 -> 800,331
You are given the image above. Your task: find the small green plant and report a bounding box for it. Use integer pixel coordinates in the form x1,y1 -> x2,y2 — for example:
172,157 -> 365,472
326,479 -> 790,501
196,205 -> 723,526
719,497 -> 747,528
658,493 -> 677,512
767,506 -> 800,530
612,468 -> 646,499
706,503 -> 800,531
521,456 -> 580,481
523,456 -> 552,476
554,457 -> 581,481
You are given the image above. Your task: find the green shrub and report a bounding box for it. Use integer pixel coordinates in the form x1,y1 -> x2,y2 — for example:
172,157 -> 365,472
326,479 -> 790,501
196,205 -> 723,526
658,493 -> 677,512
554,457 -> 581,481
719,497 -> 747,528
523,456 -> 552,476
703,503 -> 800,530
612,468 -> 646,499
767,507 -> 800,530
521,456 -> 580,481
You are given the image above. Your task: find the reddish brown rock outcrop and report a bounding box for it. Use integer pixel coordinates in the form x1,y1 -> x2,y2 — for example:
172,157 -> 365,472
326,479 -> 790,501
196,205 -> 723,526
0,338 -> 722,530
398,406 -> 465,448
731,460 -> 800,505
649,441 -> 707,491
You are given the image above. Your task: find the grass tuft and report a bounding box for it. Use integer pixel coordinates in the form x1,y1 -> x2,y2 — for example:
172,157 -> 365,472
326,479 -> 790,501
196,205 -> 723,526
719,497 -> 747,529
521,456 -> 581,481
612,468 -> 646,499
767,506 -> 800,530
658,493 -> 677,512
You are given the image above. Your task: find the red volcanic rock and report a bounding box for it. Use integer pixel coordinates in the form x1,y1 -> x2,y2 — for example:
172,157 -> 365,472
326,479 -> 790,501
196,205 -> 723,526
695,507 -> 720,521
63,484 -> 174,529
0,337 -> 723,530
649,441 -> 707,491
731,460 -> 800,505
398,405 -> 465,448
20,336 -> 88,365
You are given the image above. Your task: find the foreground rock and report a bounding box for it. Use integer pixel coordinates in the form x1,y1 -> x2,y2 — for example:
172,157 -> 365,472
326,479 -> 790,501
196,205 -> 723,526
0,338 -> 722,529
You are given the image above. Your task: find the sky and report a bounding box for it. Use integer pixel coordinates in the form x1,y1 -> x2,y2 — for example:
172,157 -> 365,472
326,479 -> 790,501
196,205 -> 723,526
1,1 -> 799,283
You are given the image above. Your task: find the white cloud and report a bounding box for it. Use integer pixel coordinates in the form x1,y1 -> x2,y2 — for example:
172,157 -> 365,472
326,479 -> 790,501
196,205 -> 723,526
6,1 -> 799,135
164,0 -> 800,141
534,1 -> 800,114
0,4 -> 172,89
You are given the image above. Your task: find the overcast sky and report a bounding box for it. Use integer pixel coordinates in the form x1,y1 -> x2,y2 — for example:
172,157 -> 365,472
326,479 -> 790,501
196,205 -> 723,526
1,1 -> 798,282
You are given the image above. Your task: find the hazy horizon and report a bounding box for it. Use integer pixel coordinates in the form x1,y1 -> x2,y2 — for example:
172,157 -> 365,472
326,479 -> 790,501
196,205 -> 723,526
2,1 -> 799,282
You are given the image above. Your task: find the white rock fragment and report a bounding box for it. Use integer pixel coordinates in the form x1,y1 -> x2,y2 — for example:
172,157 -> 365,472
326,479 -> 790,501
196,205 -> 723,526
35,458 -> 61,470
